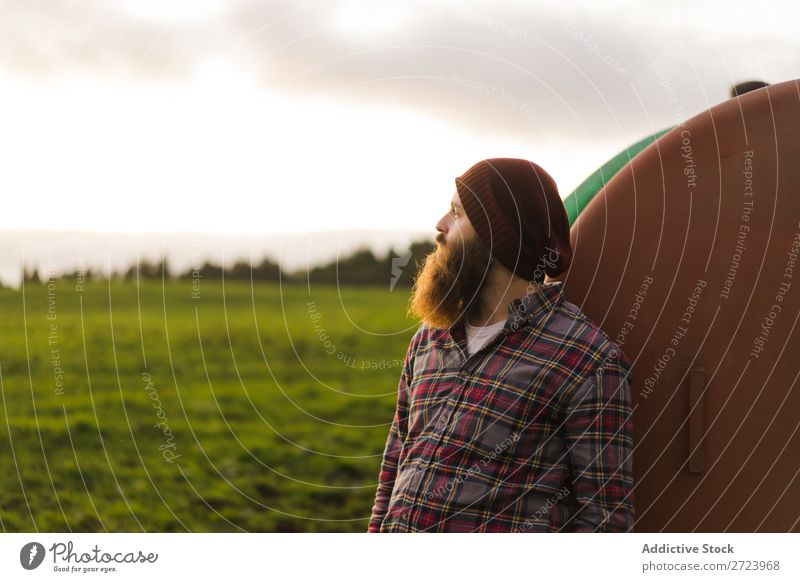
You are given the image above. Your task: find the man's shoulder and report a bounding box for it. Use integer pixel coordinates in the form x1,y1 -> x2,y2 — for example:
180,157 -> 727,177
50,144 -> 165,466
411,322 -> 431,346
405,323 -> 438,360
411,322 -> 450,346
544,299 -> 631,371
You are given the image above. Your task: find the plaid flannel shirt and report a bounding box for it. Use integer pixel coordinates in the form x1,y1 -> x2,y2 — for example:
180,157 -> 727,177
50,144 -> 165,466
368,281 -> 635,533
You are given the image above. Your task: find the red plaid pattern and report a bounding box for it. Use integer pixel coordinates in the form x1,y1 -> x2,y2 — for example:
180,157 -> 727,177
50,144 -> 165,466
368,282 -> 635,532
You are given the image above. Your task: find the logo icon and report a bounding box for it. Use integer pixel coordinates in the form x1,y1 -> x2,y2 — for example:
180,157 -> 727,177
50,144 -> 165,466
390,250 -> 412,291
20,542 -> 46,570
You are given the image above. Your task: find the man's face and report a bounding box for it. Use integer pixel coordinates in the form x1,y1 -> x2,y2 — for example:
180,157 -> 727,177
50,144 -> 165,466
407,191 -> 494,329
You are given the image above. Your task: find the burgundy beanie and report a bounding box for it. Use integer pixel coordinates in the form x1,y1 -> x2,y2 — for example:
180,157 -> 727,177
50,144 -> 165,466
455,158 -> 572,283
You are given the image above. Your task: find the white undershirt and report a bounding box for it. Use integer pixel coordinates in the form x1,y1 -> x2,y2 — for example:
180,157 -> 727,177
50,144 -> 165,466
464,318 -> 507,356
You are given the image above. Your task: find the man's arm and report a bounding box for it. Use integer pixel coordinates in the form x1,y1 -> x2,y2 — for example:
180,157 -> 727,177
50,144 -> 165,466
366,333 -> 417,533
562,363 -> 635,532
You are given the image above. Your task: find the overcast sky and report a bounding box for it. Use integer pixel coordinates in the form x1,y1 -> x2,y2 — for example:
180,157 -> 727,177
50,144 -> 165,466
1,0 -> 798,236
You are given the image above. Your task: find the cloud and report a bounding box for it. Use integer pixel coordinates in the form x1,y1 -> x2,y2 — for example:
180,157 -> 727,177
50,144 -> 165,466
1,0 -> 797,147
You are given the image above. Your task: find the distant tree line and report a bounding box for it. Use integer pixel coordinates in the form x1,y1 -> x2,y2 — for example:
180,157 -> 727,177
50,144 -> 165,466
21,239 -> 436,289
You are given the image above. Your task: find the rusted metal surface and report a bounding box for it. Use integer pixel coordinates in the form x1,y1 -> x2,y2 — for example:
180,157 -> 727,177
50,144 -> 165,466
555,79 -> 800,532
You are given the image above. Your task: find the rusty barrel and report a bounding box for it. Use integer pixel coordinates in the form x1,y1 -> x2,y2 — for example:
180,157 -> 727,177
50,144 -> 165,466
556,79 -> 800,532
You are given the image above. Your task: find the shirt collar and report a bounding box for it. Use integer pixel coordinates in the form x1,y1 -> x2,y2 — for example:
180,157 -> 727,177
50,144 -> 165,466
502,281 -> 565,334
447,281 -> 565,342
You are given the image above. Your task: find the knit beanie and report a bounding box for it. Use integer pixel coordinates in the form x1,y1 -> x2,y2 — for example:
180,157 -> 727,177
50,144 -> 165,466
455,158 -> 572,283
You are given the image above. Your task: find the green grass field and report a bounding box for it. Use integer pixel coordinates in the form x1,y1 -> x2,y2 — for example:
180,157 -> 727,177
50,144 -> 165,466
0,277 -> 416,532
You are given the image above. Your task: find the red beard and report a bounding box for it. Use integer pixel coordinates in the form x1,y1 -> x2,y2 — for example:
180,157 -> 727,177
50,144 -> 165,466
407,231 -> 494,329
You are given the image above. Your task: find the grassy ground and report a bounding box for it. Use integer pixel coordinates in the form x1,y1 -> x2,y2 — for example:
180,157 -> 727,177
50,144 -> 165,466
0,277 -> 416,532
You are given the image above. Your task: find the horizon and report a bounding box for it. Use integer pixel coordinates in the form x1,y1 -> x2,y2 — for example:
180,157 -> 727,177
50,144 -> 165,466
0,228 -> 433,288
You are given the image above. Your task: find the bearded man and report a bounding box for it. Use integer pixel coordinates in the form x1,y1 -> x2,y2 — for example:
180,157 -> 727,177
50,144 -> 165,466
367,158 -> 635,533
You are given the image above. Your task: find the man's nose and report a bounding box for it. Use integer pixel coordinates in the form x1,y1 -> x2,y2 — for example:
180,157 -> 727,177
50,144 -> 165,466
435,214 -> 449,236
